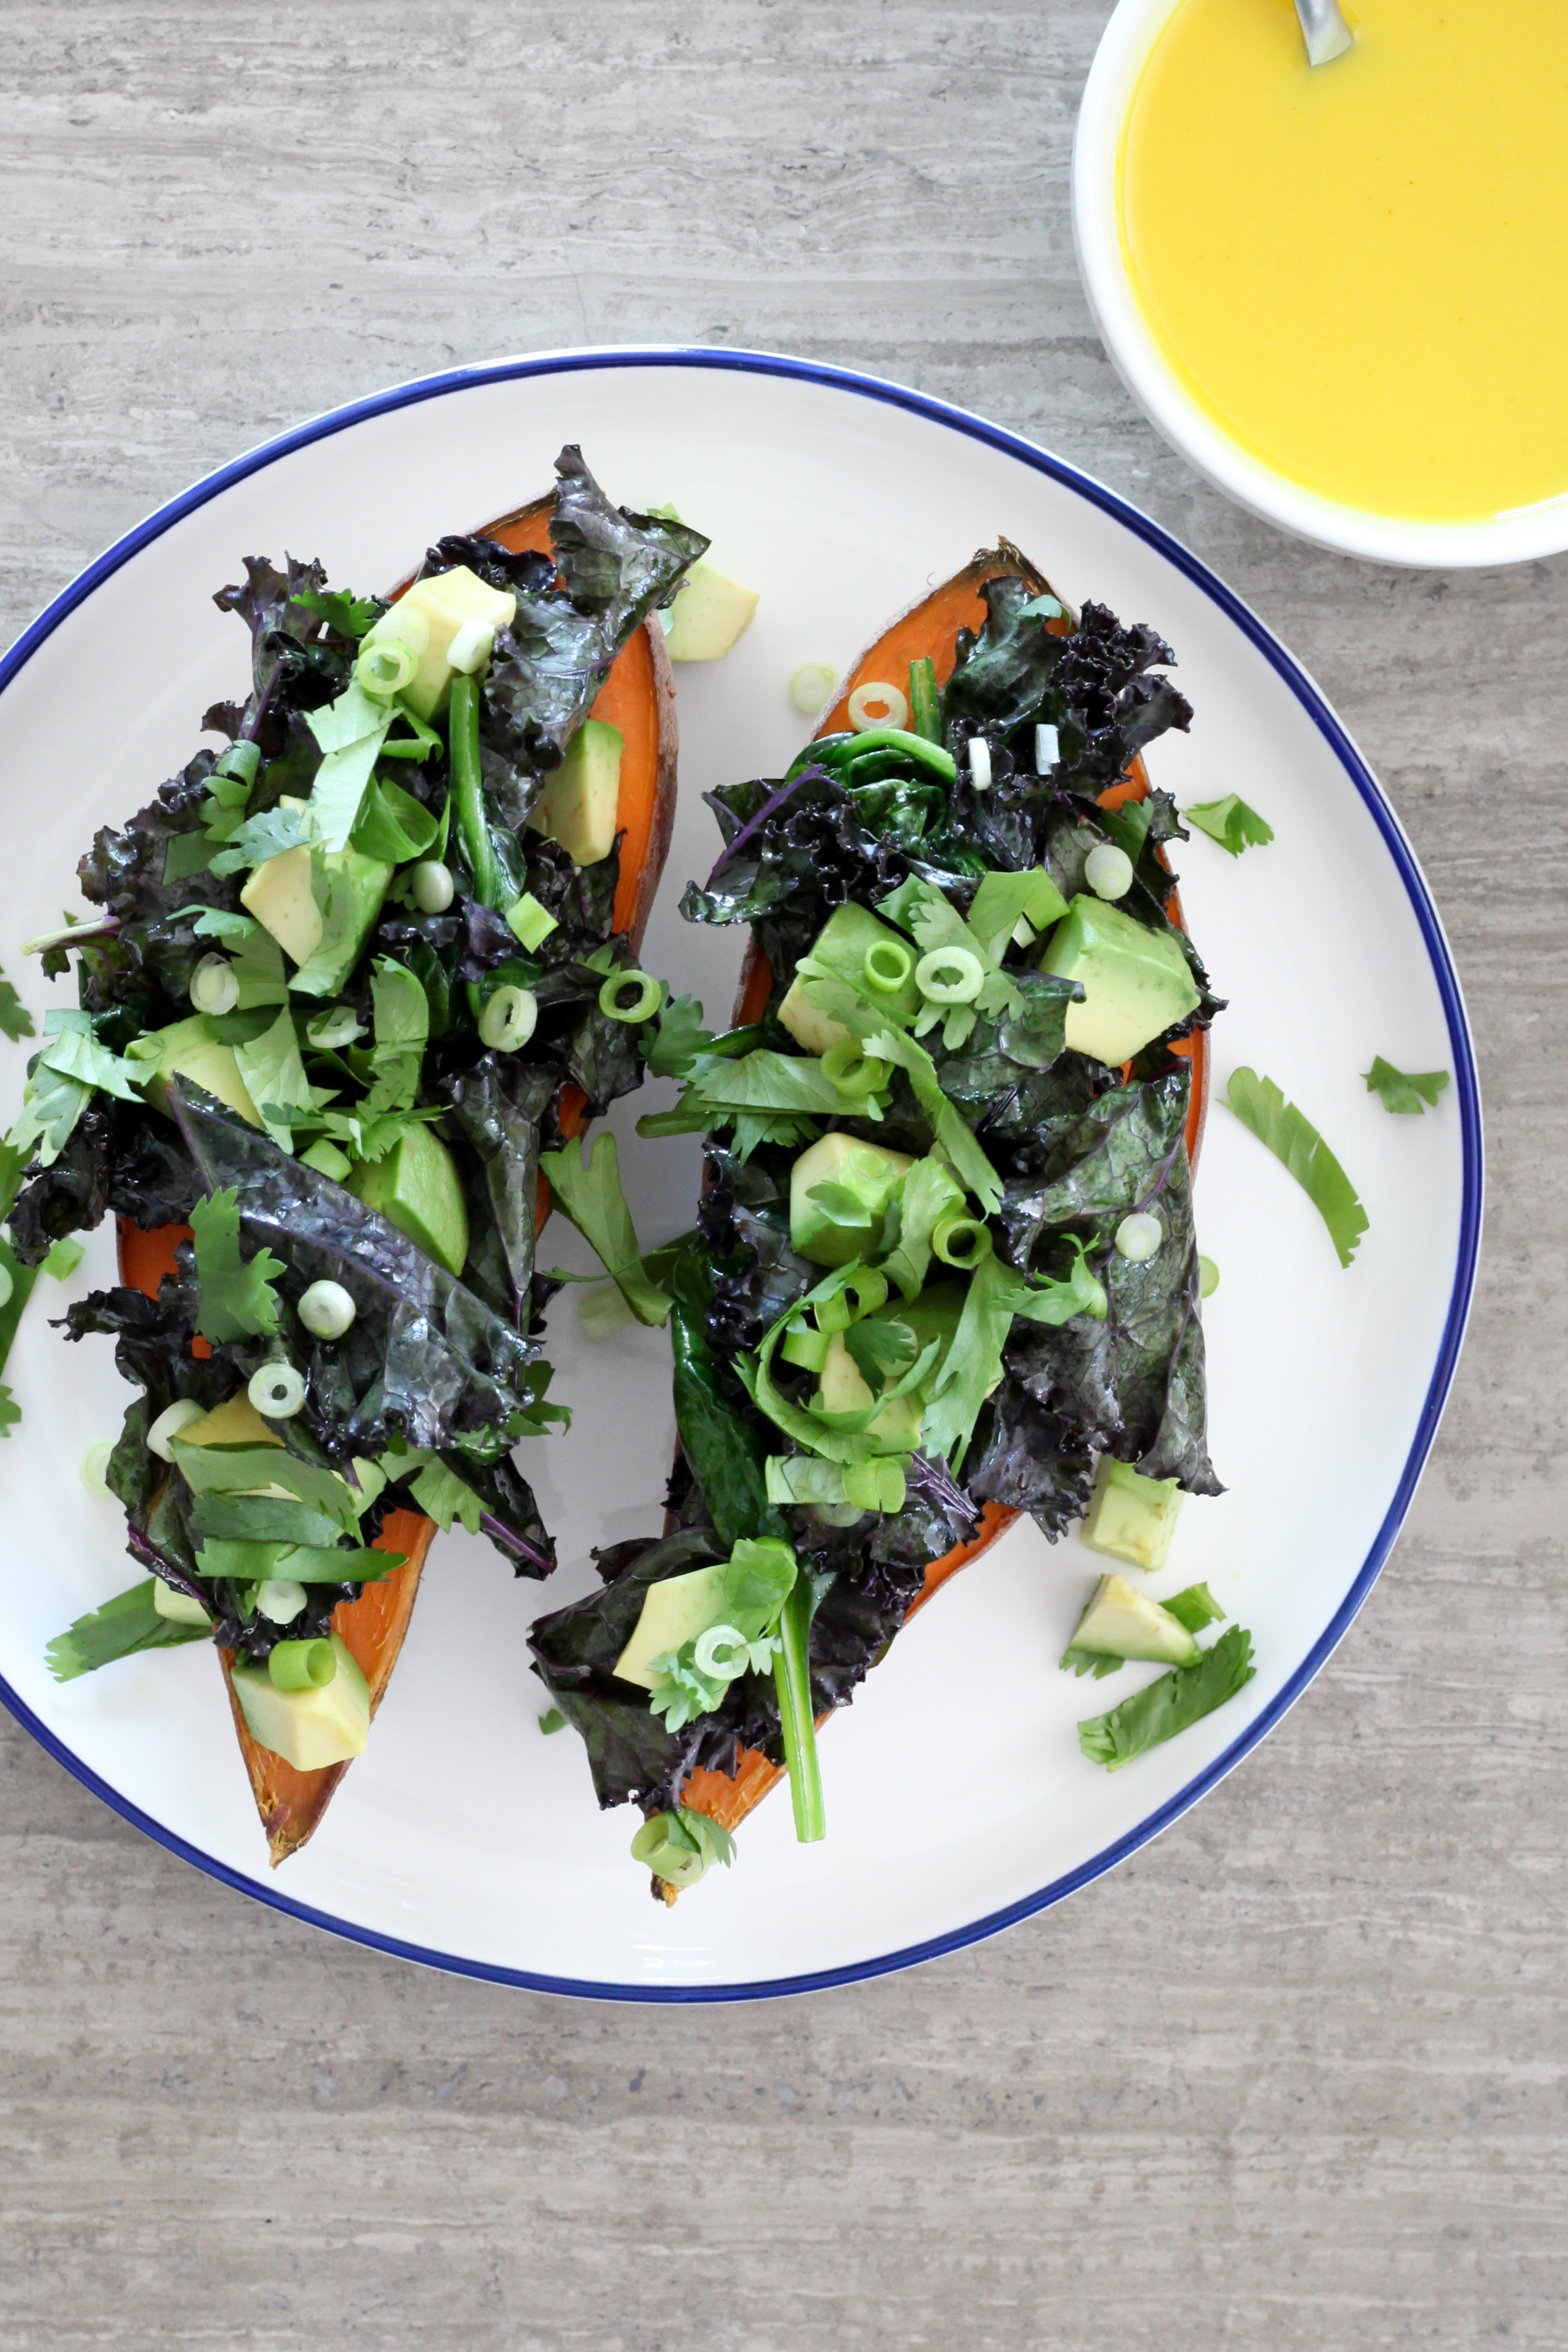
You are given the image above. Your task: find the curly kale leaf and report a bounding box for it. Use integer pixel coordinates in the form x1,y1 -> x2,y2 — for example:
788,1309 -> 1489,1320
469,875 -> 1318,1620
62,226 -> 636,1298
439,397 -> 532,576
998,1069 -> 1221,1494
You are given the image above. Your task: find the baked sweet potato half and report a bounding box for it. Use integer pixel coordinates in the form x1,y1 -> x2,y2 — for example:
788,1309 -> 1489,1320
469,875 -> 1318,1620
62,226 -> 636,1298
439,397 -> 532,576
109,469 -> 687,1866
529,539 -> 1220,1894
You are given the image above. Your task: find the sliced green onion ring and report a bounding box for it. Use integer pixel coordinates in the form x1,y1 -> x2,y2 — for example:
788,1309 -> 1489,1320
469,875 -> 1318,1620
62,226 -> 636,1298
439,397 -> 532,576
189,954 -> 239,1016
268,1638 -> 337,1692
1198,1254 -> 1220,1298
847,678 -> 908,732
80,1440 -> 114,1496
479,984 -> 538,1053
306,1005 -> 363,1049
863,938 -> 914,995
598,970 -> 662,1024
248,1361 -> 306,1421
693,1623 -> 750,1679
1115,1210 -> 1163,1263
630,1811 -> 709,1889
298,1279 -> 357,1341
355,639 -> 417,699
821,1038 -> 889,1098
933,1213 -> 993,1270
915,945 -> 985,1005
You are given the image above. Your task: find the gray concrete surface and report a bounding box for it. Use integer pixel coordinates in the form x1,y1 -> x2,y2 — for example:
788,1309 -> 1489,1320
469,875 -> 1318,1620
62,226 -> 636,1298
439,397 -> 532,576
1,5 -> 1561,2345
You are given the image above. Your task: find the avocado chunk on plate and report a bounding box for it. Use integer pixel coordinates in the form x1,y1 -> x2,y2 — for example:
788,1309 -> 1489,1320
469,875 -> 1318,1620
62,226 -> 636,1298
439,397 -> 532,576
1081,1455 -> 1184,1572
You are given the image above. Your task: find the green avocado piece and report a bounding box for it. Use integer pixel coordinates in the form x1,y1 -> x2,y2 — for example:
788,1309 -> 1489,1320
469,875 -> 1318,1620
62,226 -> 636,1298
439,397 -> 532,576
229,1633 -> 370,1769
1039,895 -> 1200,1066
140,1014 -> 262,1126
347,1122 -> 469,1277
526,719 -> 624,867
788,1131 -> 914,1267
1067,1572 -> 1200,1668
1081,1456 -> 1184,1572
777,900 -> 923,1052
613,1564 -> 732,1690
287,844 -> 394,998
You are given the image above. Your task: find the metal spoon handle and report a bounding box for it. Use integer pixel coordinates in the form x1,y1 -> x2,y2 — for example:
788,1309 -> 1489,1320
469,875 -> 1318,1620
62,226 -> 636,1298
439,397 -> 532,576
1293,0 -> 1355,68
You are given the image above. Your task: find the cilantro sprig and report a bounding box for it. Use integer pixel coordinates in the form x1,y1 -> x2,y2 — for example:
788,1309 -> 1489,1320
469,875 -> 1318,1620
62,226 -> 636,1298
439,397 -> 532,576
1363,1056 -> 1449,1116
189,1187 -> 284,1342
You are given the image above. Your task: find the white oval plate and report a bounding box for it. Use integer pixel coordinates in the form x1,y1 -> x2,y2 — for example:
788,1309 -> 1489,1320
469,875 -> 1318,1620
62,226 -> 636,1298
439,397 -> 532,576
0,350 -> 1480,1999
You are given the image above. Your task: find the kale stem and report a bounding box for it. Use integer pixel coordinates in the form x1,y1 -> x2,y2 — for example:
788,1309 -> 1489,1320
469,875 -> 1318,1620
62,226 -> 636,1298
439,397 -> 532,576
772,1576 -> 825,1843
449,674 -> 497,908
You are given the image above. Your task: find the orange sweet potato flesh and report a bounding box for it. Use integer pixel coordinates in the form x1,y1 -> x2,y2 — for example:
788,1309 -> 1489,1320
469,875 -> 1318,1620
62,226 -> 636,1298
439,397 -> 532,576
682,546 -> 1210,1848
117,485 -> 680,1864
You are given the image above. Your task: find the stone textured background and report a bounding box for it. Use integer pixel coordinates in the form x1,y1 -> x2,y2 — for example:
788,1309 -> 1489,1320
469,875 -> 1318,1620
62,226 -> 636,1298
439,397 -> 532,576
1,5 -> 1561,2345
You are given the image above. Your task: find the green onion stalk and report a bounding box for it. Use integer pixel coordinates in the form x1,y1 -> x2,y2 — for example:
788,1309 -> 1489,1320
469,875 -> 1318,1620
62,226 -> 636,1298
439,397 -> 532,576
448,674 -> 498,908
772,1576 -> 826,1844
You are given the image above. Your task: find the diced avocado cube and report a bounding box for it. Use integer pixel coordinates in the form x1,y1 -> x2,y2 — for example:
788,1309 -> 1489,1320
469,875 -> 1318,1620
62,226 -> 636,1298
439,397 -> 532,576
362,565 -> 517,722
789,1131 -> 914,1267
663,561 -> 759,662
776,902 -> 922,1053
813,1330 -> 923,1455
1081,1455 -> 1184,1572
347,1122 -> 469,1277
1039,895 -> 1200,1066
179,1394 -> 284,1450
241,844 -> 322,968
229,1633 -> 370,1769
527,720 -> 624,868
288,846 -> 394,997
152,1579 -> 212,1627
300,1138 -> 353,1182
1067,1572 -> 1200,1669
141,1015 -> 262,1127
614,1563 -> 732,1690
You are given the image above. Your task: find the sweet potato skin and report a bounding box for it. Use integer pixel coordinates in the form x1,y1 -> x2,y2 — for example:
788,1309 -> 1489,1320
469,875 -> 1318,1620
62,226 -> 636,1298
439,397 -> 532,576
682,548 -> 1210,1850
117,482 -> 678,1864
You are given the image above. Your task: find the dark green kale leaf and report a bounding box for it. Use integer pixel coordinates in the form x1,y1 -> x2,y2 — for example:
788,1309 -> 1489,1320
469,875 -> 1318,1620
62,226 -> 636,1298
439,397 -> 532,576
438,1055 -> 552,1321
529,1529 -> 730,1808
998,1068 -> 1221,1494
169,1085 -> 552,1463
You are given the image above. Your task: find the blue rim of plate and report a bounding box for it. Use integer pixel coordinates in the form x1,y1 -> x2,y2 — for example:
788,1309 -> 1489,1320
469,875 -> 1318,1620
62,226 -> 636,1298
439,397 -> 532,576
0,345 -> 1483,2003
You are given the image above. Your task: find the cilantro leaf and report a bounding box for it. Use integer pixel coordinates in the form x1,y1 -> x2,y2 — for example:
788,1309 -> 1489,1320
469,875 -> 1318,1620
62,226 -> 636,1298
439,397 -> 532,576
46,1579 -> 208,1680
1078,1624 -> 1256,1769
965,866 -> 1068,962
921,1245 -> 1107,1469
1222,1068 -> 1368,1268
295,585 -> 384,640
233,1006 -> 315,1149
189,1187 -> 284,1341
844,1314 -> 919,1392
1183,795 -> 1274,856
1163,1581 -> 1227,1634
538,1132 -> 672,1327
643,993 -> 714,1080
0,963 -> 35,1044
36,1010 -> 143,1102
1364,1056 -> 1450,1116
407,1457 -> 485,1536
208,803 -> 312,879
6,1064 -> 92,1168
0,1382 -> 18,1438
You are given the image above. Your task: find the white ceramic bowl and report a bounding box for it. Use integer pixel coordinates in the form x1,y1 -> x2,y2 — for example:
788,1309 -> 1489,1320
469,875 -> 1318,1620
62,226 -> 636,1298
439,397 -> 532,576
1073,0 -> 1568,568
